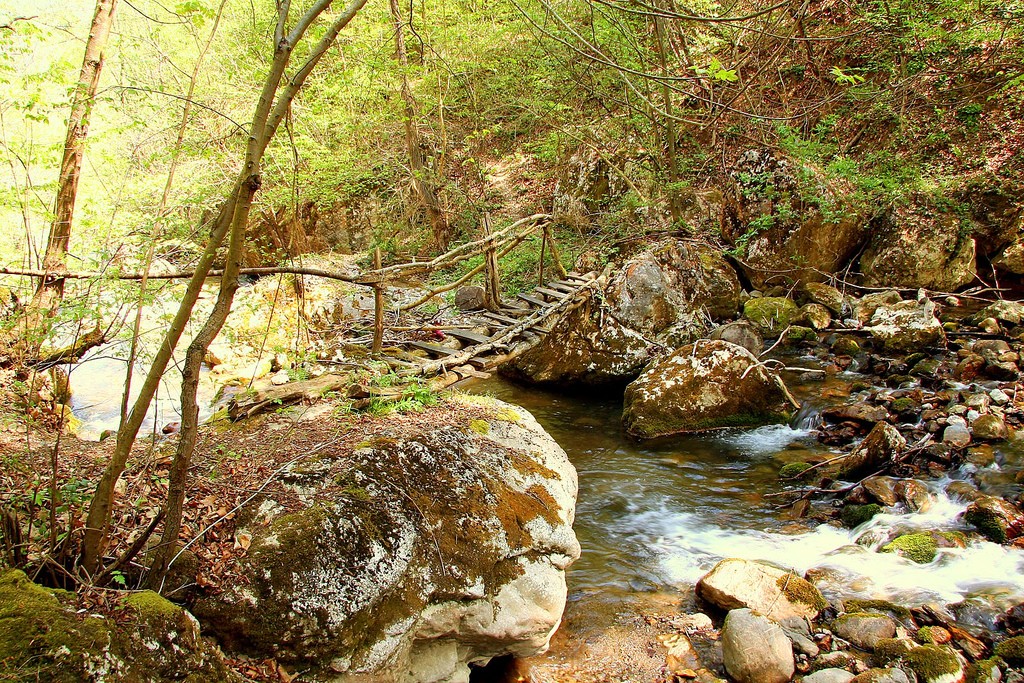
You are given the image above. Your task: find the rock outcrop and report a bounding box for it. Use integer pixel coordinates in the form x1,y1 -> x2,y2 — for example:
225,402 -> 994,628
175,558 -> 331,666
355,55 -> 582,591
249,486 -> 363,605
721,149 -> 868,288
860,199 -> 977,291
502,239 -> 741,388
622,340 -> 797,438
193,396 -> 580,682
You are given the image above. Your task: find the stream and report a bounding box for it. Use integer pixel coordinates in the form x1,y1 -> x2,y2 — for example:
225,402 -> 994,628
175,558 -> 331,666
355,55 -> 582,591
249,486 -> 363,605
463,374 -> 1024,643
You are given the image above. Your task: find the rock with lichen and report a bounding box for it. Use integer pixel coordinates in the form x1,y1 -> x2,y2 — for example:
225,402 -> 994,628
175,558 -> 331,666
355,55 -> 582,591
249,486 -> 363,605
192,396 -> 580,683
622,340 -> 797,439
962,495 -> 1024,544
696,558 -> 827,622
863,298 -> 945,353
743,296 -> 800,334
502,239 -> 741,389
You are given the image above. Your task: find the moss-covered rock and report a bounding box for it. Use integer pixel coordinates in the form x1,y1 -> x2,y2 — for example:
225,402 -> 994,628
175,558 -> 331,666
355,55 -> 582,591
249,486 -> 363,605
743,296 -> 800,333
696,558 -> 826,621
903,645 -> 964,683
964,657 -> 1002,683
785,325 -> 819,344
832,336 -> 863,357
963,495 -> 1024,543
842,599 -> 915,627
779,461 -> 813,480
994,635 -> 1024,667
841,503 -> 882,528
874,637 -> 916,664
881,532 -> 939,564
622,340 -> 796,439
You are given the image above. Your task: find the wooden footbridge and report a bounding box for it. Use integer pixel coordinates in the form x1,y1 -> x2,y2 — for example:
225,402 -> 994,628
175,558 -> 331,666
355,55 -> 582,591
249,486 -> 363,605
225,216 -> 610,419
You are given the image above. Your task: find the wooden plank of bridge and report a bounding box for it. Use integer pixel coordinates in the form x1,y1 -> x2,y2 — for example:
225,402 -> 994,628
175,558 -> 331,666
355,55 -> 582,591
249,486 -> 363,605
544,281 -> 576,293
534,286 -> 568,299
444,328 -> 492,345
480,311 -> 551,334
516,292 -> 549,308
408,341 -> 460,357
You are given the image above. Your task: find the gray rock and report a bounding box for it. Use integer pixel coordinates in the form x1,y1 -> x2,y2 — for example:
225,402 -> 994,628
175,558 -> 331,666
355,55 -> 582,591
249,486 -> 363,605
942,423 -> 972,447
710,320 -> 764,355
804,282 -> 846,316
622,341 -> 797,439
832,612 -> 897,650
454,285 -> 486,311
863,299 -> 945,353
697,558 -> 827,622
801,303 -> 833,330
721,608 -> 795,683
803,670 -> 856,683
783,626 -> 819,657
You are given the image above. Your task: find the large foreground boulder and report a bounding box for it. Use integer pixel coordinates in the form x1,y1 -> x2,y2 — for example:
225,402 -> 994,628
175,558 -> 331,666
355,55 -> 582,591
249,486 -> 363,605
721,608 -> 795,683
502,239 -> 741,388
193,396 -> 580,682
622,340 -> 797,438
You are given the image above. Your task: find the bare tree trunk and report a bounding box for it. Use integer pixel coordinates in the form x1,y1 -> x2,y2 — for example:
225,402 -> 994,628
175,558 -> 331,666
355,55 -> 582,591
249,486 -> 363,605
33,0 -> 118,314
389,0 -> 449,251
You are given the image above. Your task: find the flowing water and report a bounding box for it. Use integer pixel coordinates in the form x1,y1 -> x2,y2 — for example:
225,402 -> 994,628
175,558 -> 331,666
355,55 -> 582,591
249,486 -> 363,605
464,375 -> 1024,636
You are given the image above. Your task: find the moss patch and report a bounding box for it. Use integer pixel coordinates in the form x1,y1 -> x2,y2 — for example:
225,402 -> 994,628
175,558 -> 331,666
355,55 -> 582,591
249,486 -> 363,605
843,599 -> 913,623
965,657 -> 1003,683
882,533 -> 938,564
469,419 -> 491,435
904,645 -> 962,681
743,296 -> 799,332
964,505 -> 1009,543
123,590 -> 181,619
994,635 -> 1024,667
875,637 -> 915,664
841,503 -> 882,528
779,461 -> 813,480
776,573 -> 828,613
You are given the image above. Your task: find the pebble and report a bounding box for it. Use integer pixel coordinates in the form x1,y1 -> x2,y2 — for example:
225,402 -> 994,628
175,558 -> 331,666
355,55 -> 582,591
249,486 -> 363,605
942,424 -> 971,447
990,388 -> 1010,405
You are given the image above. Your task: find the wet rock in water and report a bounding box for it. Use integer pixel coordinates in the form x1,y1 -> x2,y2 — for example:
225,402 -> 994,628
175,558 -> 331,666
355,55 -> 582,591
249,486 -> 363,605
721,608 -> 795,683
822,403 -> 890,426
994,635 -> 1024,667
805,669 -> 856,683
862,476 -> 900,506
895,479 -> 933,512
832,612 -> 898,650
831,335 -> 863,357
962,495 -> 1024,543
0,569 -> 239,682
945,480 -> 981,502
841,503 -> 883,528
743,296 -> 800,334
972,414 -> 1008,441
835,422 -> 906,480
801,303 -> 833,330
710,320 -> 764,355
697,558 -> 827,621
805,282 -> 846,316
1000,603 -> 1024,635
903,644 -> 965,683
864,298 -> 945,353
192,397 -> 580,682
454,285 -> 486,311
850,668 -> 912,683
661,632 -> 702,674
622,340 -> 796,439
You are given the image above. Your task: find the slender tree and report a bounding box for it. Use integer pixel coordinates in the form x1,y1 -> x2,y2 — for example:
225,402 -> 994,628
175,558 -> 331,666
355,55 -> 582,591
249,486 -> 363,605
32,0 -> 118,316
389,0 -> 449,251
80,0 -> 371,579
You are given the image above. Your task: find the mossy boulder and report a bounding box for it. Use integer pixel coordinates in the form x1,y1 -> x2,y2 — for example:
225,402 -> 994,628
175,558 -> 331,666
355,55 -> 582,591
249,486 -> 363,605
882,533 -> 939,564
0,570 -> 236,683
832,612 -> 898,650
779,461 -> 814,480
832,336 -> 863,357
841,503 -> 882,528
964,658 -> 1002,683
743,297 -> 800,334
622,340 -> 796,439
963,495 -> 1024,543
785,325 -> 819,344
193,398 -> 581,682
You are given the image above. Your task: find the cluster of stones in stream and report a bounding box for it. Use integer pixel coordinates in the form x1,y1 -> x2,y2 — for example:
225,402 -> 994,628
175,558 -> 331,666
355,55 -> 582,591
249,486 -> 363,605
635,558 -> 1024,683
730,284 -> 1024,550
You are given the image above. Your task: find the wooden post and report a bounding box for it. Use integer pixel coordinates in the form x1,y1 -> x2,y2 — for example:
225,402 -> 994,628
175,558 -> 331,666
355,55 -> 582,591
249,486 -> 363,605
482,214 -> 501,310
538,224 -> 547,287
372,247 -> 384,354
544,226 -> 568,279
